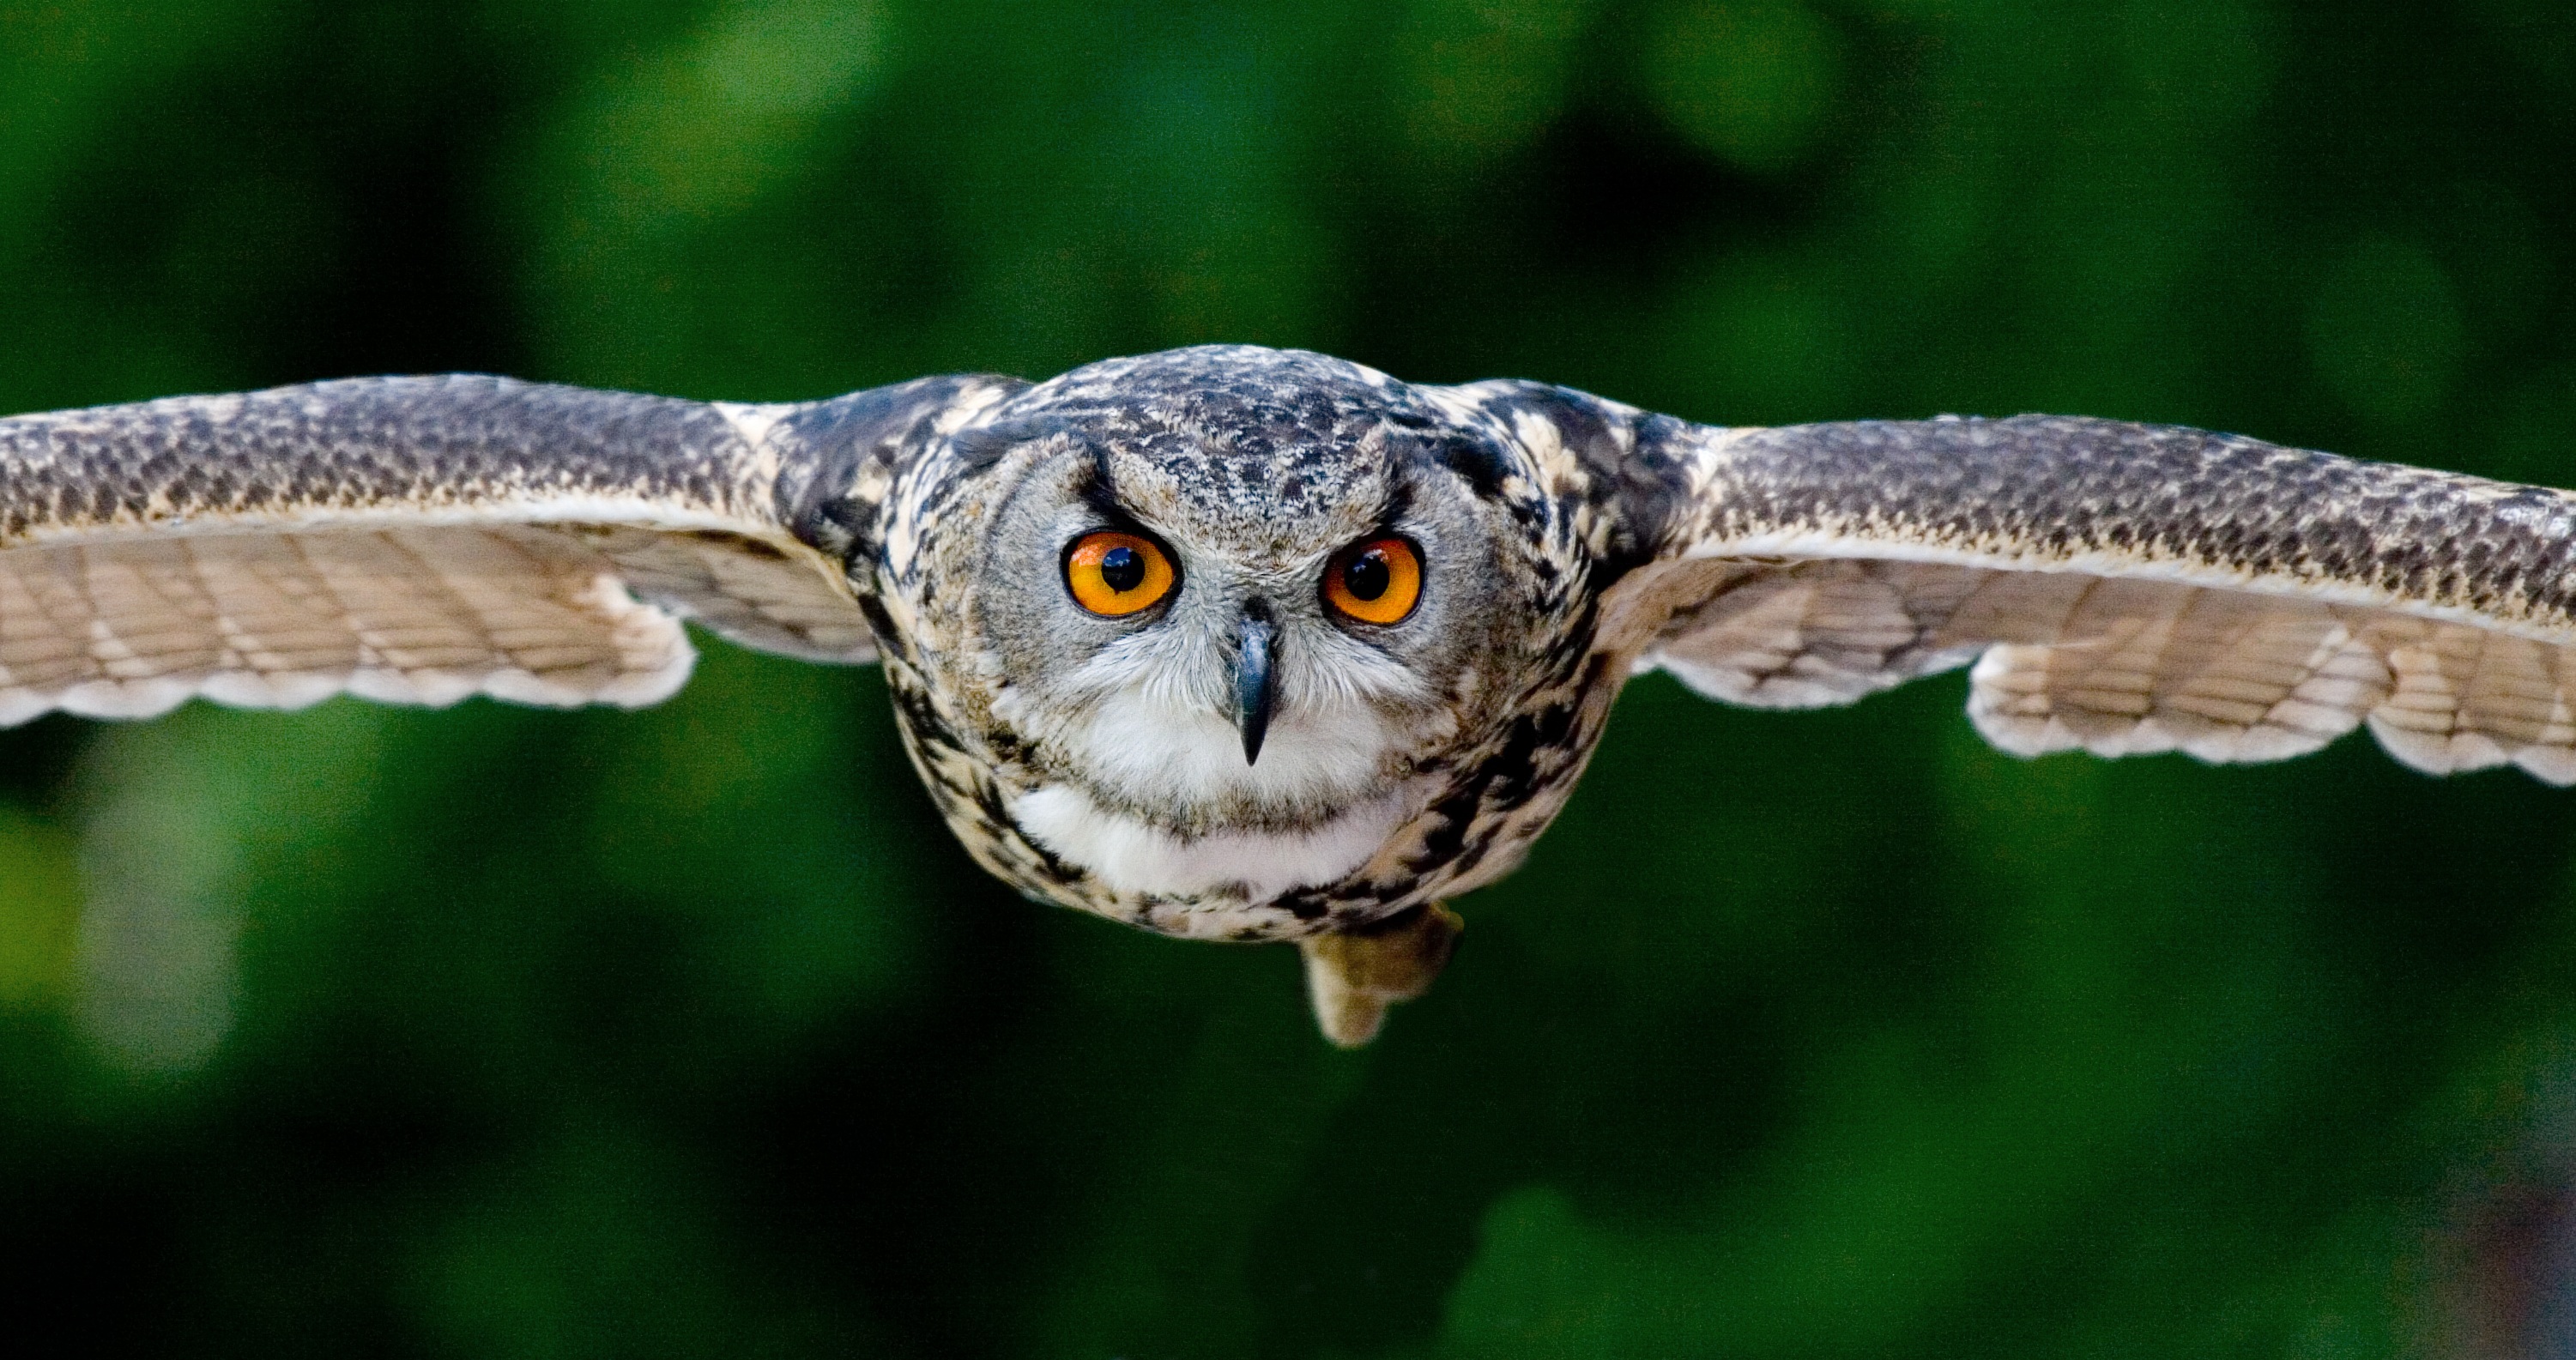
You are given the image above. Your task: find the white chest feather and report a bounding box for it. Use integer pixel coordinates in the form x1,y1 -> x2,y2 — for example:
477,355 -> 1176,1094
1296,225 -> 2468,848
1010,783 -> 1413,902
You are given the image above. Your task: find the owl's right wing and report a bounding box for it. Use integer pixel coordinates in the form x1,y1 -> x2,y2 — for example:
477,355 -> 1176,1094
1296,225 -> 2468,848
0,372 -> 1018,725
1576,410 -> 2576,783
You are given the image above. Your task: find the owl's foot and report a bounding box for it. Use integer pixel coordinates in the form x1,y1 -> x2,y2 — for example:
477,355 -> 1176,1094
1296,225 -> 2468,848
1299,903 -> 1462,1047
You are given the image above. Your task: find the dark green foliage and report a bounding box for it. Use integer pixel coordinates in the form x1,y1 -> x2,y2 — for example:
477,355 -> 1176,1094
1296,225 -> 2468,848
4,2 -> 2575,1355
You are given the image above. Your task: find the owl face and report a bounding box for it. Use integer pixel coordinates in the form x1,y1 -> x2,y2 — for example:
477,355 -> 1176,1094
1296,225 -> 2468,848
942,348 -> 1545,905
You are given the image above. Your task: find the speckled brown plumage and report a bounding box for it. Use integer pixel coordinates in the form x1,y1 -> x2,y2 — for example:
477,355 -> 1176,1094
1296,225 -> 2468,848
1626,416 -> 2576,779
1678,416 -> 2576,636
6,348 -> 2572,1042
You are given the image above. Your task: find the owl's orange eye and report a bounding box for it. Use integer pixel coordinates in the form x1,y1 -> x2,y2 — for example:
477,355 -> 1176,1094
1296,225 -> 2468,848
1322,536 -> 1422,625
1064,530 -> 1176,617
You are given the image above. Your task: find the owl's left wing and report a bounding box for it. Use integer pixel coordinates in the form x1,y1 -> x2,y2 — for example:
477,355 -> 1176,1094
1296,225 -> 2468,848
0,372 -> 1014,725
1559,407 -> 2576,783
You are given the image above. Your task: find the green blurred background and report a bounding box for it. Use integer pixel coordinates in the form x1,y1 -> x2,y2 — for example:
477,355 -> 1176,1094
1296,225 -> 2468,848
3,1 -> 2575,1356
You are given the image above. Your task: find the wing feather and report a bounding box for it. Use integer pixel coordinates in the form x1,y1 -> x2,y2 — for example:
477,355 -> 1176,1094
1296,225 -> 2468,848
1605,414 -> 2576,783
0,372 -> 1012,725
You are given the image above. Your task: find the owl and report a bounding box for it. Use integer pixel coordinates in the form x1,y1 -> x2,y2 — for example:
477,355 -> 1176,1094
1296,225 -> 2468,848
7,345 -> 2573,1044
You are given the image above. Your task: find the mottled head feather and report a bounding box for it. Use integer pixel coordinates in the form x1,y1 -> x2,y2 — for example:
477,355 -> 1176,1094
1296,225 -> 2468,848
868,344 -> 1634,939
988,346 -> 1476,564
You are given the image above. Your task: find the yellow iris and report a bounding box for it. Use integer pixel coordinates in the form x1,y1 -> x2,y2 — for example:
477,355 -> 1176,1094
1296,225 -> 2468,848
1323,537 -> 1422,625
1064,530 -> 1176,616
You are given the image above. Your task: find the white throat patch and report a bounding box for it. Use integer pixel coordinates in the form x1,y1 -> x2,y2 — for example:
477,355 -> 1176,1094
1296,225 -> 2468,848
997,674 -> 1426,903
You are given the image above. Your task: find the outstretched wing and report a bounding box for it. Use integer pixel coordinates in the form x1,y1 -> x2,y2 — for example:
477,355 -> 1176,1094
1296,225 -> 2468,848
0,372 -> 1013,725
1597,413 -> 2576,783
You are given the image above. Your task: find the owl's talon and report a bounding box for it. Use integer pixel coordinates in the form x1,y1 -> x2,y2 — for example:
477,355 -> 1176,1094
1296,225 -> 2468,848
1299,903 -> 1462,1047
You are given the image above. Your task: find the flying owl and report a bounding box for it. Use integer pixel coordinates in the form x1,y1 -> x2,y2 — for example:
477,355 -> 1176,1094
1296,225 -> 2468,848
6,346 -> 2570,1044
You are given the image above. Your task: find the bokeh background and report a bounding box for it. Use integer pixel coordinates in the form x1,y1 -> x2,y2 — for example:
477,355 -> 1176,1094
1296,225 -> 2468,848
3,1 -> 2576,1356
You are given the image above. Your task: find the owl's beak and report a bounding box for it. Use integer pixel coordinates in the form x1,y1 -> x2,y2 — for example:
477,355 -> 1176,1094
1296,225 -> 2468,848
1233,606 -> 1279,765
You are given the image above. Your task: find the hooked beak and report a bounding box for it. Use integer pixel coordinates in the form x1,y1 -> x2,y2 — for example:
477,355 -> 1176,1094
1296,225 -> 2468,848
1233,605 -> 1279,765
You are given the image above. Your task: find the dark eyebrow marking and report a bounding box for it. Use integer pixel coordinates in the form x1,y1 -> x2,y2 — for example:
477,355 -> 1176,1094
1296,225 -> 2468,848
1073,439 -> 1127,522
1376,475 -> 1417,535
1433,432 -> 1511,500
1061,439 -> 1174,551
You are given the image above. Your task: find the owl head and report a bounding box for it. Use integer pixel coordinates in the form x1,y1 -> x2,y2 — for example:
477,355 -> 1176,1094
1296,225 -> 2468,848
915,346 -> 1575,908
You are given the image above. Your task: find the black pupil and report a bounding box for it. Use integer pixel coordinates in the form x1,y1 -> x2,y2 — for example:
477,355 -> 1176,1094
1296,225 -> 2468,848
1344,549 -> 1391,601
1098,545 -> 1146,592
